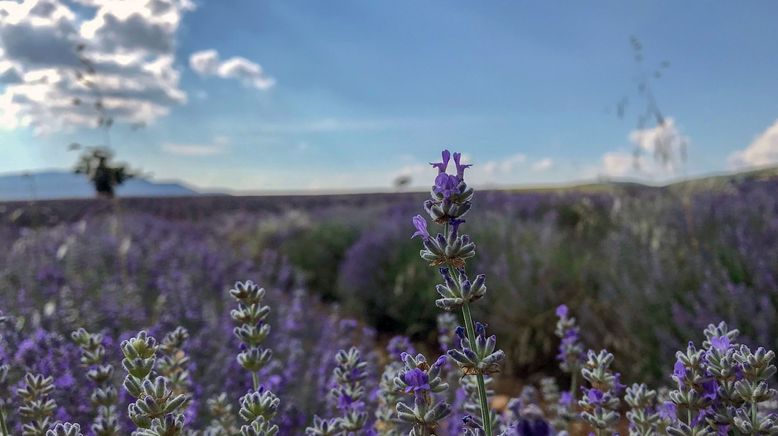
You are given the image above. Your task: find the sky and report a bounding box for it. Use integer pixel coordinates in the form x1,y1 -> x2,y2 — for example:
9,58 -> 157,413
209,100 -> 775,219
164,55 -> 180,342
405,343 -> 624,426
1,0 -> 778,192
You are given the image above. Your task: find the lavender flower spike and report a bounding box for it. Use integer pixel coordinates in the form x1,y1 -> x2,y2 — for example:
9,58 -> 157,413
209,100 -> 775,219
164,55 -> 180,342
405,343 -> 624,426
412,148 -> 499,436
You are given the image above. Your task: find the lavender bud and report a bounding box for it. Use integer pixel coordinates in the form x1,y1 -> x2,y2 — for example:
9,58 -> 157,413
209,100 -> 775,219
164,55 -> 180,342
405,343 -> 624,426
239,416 -> 280,436
46,423 -> 83,436
447,324 -> 505,376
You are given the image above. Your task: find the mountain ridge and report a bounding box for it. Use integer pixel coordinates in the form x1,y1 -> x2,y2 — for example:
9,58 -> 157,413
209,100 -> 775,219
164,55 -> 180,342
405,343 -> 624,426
0,170 -> 199,201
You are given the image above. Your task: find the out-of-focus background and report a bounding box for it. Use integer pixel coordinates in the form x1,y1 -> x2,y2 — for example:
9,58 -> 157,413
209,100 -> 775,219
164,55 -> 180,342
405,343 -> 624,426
1,1 -> 778,432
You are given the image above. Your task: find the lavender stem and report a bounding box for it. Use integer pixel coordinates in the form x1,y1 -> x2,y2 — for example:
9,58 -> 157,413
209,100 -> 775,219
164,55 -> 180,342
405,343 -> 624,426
0,407 -> 8,436
461,302 -> 492,436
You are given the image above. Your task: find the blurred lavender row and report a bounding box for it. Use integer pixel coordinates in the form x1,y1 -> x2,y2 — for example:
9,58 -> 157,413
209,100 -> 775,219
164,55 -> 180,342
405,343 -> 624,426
0,174 -> 777,432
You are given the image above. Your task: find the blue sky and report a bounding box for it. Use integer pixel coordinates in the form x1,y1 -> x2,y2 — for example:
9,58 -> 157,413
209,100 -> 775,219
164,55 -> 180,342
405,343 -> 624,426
2,0 -> 778,191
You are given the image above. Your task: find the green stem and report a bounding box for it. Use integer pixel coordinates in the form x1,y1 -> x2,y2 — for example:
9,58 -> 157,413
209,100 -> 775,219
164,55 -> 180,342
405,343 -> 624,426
251,372 -> 259,391
751,401 -> 758,430
461,303 -> 492,436
567,371 -> 578,432
0,406 -> 8,436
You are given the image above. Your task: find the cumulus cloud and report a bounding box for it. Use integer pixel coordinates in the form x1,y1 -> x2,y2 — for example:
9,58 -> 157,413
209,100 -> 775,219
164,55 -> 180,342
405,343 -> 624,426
190,49 -> 275,90
598,118 -> 688,179
0,0 -> 193,134
729,119 -> 778,169
162,136 -> 229,156
532,158 -> 553,171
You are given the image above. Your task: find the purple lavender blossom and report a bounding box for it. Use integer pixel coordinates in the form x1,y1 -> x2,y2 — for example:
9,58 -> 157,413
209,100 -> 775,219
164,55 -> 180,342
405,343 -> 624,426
401,368 -> 431,395
710,335 -> 730,352
452,152 -> 471,180
411,215 -> 430,240
430,150 -> 452,173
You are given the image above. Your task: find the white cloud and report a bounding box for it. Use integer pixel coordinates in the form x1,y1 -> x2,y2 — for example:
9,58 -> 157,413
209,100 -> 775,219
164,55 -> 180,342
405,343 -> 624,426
532,157 -> 553,171
190,49 -> 275,90
597,118 -> 688,179
162,136 -> 229,156
729,119 -> 778,169
0,0 -> 193,134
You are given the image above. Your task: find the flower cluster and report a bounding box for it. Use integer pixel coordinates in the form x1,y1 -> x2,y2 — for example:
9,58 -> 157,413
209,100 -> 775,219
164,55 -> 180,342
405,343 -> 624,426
375,337 -> 416,435
449,323 -> 505,378
17,373 -> 57,436
578,349 -> 623,434
330,347 -> 369,432
306,346 -> 369,435
667,321 -> 778,435
393,353 -> 451,435
229,281 -> 273,387
121,331 -> 189,434
554,304 -> 584,375
70,328 -> 120,435
624,383 -> 660,435
229,281 -> 280,435
238,388 -> 280,436
157,327 -> 192,399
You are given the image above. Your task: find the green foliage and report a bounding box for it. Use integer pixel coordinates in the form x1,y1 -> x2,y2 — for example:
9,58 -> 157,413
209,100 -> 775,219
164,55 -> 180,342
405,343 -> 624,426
281,221 -> 359,301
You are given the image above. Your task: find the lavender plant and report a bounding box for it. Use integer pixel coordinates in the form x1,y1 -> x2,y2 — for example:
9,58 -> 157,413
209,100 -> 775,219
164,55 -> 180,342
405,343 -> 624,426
18,373 -> 57,436
121,331 -> 189,434
229,281 -> 272,391
625,383 -> 660,435
229,280 -> 280,435
375,337 -> 416,435
667,321 -> 778,435
539,377 -> 566,431
578,349 -> 622,435
201,393 -> 238,435
554,304 -> 584,420
412,149 -> 505,435
329,347 -> 369,432
393,352 -> 451,435
157,327 -> 192,400
70,328 -> 120,435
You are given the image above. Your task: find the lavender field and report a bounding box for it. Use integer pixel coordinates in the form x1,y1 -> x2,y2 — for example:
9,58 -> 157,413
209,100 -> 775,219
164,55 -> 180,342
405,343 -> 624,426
1,151 -> 777,435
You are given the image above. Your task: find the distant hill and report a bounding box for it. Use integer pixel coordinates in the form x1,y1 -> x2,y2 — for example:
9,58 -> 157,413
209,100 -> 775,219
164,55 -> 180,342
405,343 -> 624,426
0,171 -> 198,201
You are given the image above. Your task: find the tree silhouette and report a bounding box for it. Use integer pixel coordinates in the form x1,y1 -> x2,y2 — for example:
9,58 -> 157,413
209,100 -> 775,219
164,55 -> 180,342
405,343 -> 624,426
73,146 -> 133,198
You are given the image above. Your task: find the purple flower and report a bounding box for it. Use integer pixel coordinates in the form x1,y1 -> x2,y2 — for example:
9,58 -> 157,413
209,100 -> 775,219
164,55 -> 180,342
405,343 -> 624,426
555,304 -> 569,318
702,379 -> 718,401
453,152 -> 472,179
612,372 -> 626,395
586,388 -> 604,405
559,391 -> 573,407
434,172 -> 460,200
402,368 -> 431,394
673,360 -> 687,380
411,214 -> 430,240
433,355 -> 447,368
658,401 -> 677,421
430,150 -> 451,173
710,335 -> 730,352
